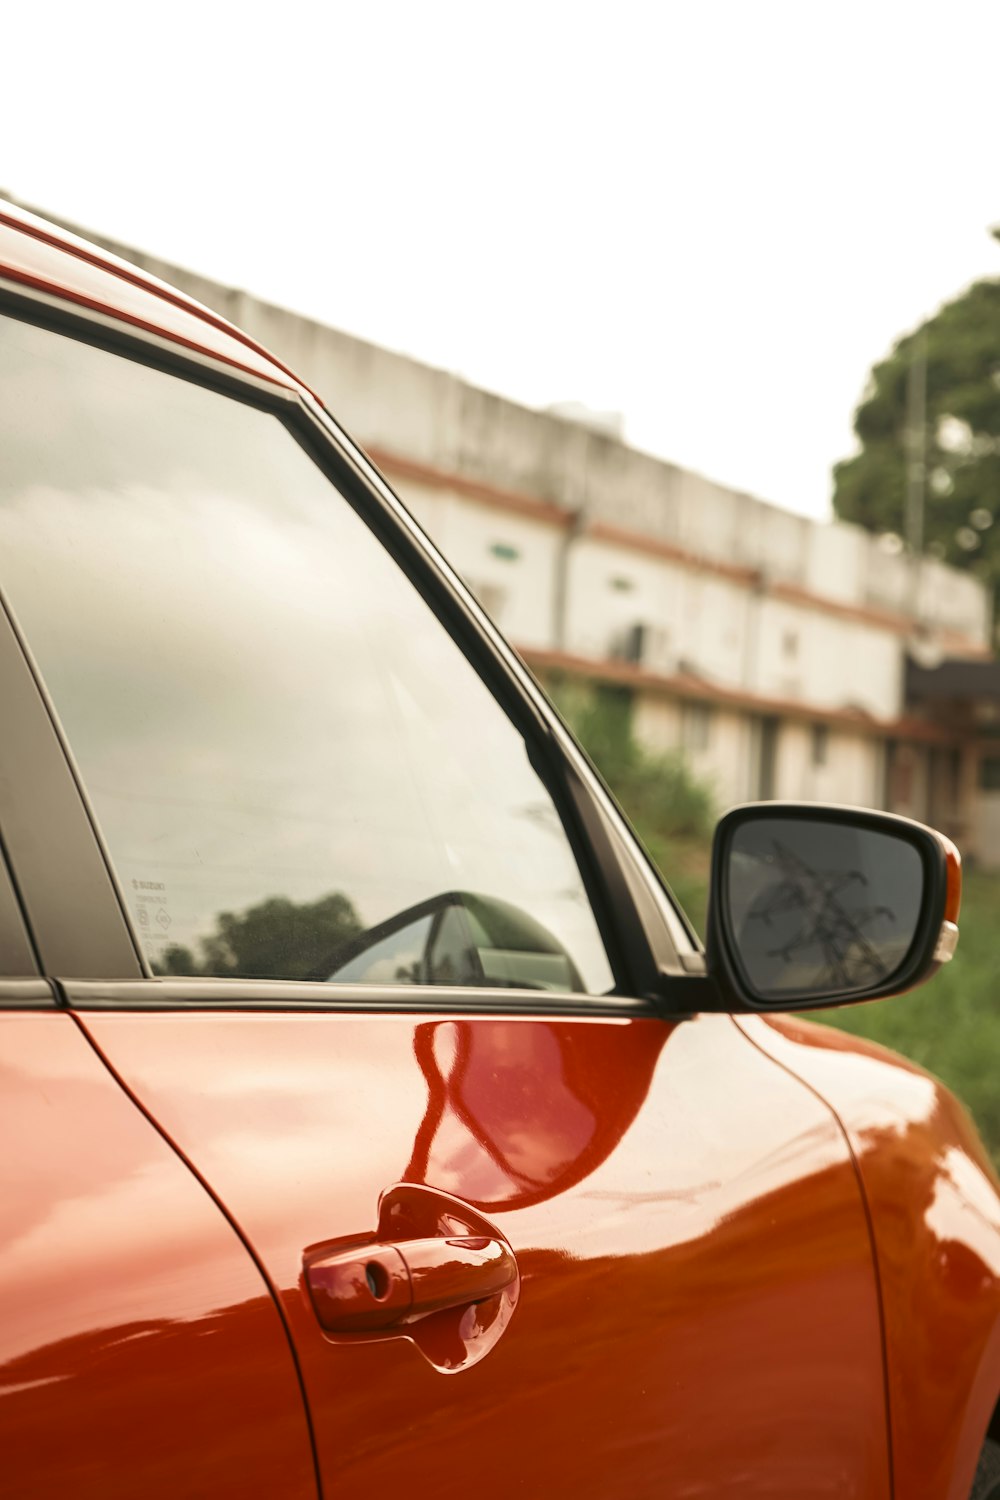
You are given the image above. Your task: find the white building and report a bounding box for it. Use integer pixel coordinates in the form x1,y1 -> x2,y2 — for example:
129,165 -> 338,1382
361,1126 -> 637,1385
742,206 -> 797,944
30,204 -> 994,859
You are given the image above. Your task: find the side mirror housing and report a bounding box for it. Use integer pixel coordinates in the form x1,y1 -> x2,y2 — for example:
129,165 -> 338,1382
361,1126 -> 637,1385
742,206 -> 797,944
702,803 -> 961,1012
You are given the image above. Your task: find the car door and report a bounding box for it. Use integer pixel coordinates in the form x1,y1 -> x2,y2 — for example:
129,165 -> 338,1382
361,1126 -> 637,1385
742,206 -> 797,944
0,701 -> 316,1497
0,299 -> 892,1498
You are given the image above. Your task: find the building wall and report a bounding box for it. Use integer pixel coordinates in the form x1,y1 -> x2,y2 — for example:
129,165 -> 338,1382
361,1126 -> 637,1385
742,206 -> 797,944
753,600 -> 902,718
29,204 -> 991,839
776,723 -> 881,807
398,462 -> 959,821
633,696 -> 749,807
563,538 -> 655,665
29,202 -> 991,649
394,478 -> 559,648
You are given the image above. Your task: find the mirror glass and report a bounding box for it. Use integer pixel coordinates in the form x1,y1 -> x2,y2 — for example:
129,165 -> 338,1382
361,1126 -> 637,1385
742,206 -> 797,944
726,816 -> 925,1000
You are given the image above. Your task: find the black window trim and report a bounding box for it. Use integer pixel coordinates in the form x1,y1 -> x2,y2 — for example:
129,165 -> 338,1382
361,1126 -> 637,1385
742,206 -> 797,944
58,976 -> 653,1017
0,279 -> 699,1012
0,570 -> 143,981
0,818 -> 40,979
0,980 -> 58,1008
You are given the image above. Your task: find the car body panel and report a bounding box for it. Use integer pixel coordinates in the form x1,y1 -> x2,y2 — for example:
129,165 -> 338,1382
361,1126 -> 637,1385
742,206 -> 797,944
76,1005 -> 891,1498
739,1014 -> 1000,1500
0,1011 -> 316,1499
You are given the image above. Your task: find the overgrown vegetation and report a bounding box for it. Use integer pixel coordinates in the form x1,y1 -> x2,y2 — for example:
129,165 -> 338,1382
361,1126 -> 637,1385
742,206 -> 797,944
554,675 -> 1000,1171
549,678 -> 715,924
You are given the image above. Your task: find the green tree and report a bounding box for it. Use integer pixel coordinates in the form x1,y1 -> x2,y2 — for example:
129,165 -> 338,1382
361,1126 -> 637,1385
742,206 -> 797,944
833,269 -> 1000,594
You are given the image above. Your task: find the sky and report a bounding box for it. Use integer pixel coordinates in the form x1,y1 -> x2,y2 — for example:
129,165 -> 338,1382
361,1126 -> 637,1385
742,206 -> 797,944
4,0 -> 1000,522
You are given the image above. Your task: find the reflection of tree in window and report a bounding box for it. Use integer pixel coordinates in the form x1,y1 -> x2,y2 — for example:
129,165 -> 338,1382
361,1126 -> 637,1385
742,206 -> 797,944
153,892 -> 361,979
745,842 -> 895,990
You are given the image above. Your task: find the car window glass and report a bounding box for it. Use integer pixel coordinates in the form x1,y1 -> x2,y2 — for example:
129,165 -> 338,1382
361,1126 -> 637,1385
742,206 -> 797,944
426,905 -> 482,987
0,314 -> 614,994
328,913 -> 436,985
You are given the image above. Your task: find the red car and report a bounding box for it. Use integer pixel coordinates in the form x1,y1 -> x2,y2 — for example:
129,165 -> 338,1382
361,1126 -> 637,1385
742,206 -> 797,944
0,199 -> 997,1500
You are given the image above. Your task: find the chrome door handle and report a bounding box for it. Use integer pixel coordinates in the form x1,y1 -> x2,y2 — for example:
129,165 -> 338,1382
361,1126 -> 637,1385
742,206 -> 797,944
301,1183 -> 521,1372
306,1233 -> 517,1333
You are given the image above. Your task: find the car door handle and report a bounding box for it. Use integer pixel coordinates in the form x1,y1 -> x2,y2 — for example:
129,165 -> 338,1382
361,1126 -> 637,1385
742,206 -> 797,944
306,1233 -> 517,1333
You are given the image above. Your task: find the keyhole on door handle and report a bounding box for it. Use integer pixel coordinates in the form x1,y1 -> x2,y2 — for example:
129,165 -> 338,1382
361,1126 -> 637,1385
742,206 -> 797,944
366,1262 -> 390,1300
302,1183 -> 520,1373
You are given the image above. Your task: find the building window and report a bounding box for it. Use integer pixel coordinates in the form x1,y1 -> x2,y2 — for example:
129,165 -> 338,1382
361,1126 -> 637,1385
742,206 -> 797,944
489,541 -> 520,562
682,703 -> 713,754
782,630 -> 799,659
811,724 -> 829,767
979,755 -> 1000,792
756,715 -> 779,800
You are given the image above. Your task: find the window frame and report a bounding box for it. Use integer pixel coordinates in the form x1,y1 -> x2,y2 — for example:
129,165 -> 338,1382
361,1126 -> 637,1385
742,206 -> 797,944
0,281 -> 699,1013
0,828 -> 38,981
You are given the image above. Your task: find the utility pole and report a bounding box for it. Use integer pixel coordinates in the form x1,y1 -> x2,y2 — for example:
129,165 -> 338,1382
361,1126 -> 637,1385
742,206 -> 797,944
905,329 -> 928,618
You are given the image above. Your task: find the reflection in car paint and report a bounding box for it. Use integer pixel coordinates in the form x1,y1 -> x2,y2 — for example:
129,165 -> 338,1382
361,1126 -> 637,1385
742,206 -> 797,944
402,1017 -> 669,1210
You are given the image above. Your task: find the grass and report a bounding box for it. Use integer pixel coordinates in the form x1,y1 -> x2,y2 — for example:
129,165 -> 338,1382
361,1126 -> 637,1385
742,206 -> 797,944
816,868 -> 1000,1172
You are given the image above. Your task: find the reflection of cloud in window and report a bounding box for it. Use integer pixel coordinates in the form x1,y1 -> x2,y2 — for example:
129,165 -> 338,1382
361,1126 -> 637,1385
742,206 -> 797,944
0,320 -> 612,990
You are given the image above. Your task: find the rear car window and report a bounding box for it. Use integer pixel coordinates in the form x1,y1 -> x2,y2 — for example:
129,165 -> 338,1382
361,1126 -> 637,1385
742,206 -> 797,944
0,314 -> 614,994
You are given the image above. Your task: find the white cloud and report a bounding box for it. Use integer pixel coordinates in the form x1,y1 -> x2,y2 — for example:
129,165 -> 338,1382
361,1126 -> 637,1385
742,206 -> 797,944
4,0 -> 1000,520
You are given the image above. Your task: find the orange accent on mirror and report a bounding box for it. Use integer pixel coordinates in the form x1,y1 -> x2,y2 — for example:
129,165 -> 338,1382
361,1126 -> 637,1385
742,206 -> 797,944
942,838 -> 963,925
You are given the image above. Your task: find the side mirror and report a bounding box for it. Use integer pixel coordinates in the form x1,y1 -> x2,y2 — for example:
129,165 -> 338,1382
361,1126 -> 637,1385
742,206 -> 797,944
705,804 -> 961,1011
